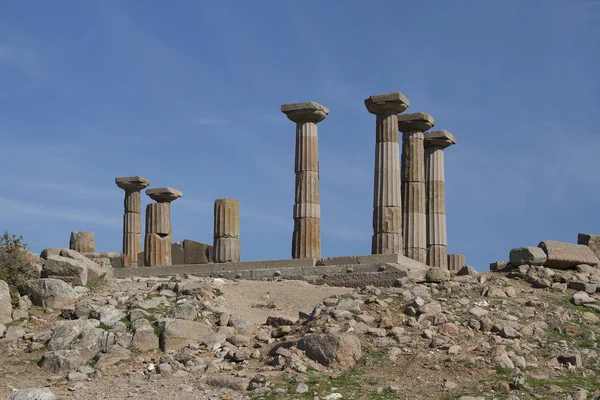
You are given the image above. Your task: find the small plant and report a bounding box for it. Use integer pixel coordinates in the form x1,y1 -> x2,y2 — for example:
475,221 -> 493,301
213,287 -> 223,297
0,231 -> 38,304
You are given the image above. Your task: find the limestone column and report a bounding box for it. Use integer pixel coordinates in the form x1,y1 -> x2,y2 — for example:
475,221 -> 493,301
69,231 -> 96,253
144,188 -> 182,266
424,130 -> 456,269
115,176 -> 150,267
281,102 -> 329,259
448,253 -> 466,272
398,112 -> 435,263
213,198 -> 240,263
365,93 -> 410,255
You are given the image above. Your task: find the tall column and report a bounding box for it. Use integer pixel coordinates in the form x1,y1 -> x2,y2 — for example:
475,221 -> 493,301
365,92 -> 410,255
281,102 -> 329,259
398,112 -> 435,263
424,130 -> 456,269
115,176 -> 150,267
144,188 -> 182,266
213,198 -> 240,263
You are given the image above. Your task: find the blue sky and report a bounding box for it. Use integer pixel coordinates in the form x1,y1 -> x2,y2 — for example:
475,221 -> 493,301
1,1 -> 599,270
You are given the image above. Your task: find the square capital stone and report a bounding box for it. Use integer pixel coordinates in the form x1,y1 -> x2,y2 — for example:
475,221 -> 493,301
281,101 -> 329,123
424,130 -> 456,148
146,187 -> 182,203
115,176 -> 150,191
364,92 -> 410,114
397,112 -> 435,133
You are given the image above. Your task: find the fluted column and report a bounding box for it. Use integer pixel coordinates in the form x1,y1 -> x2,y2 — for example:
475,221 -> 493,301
425,130 -> 456,269
213,198 -> 241,262
282,102 -> 329,259
115,176 -> 150,267
144,188 -> 182,266
365,92 -> 410,255
448,253 -> 466,272
398,112 -> 435,263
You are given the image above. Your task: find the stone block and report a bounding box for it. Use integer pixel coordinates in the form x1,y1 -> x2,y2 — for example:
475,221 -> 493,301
183,239 -> 211,264
510,247 -> 547,266
83,252 -> 124,269
397,112 -> 435,133
292,217 -> 321,259
42,255 -> 88,286
146,203 -> 171,235
490,261 -> 510,271
171,242 -> 184,265
214,237 -> 240,263
123,213 -> 142,234
281,101 -> 329,123
372,206 -> 401,234
69,231 -> 95,253
0,280 -> 12,324
424,130 -> 456,148
539,240 -> 599,269
372,233 -> 402,255
365,92 -> 410,114
146,187 -> 182,203
144,233 -> 172,266
214,199 -> 240,238
160,318 -> 213,351
578,233 -> 600,260
115,176 -> 150,191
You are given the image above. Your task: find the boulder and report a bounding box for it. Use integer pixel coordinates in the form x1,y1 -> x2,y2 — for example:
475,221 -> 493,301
26,279 -> 79,308
297,333 -> 362,369
490,261 -> 510,271
160,318 -> 213,351
59,249 -> 111,283
89,306 -> 126,327
165,303 -> 197,320
42,255 -> 88,286
0,280 -> 13,324
509,247 -> 547,266
130,320 -> 159,352
8,388 -> 57,400
578,233 -> 600,260
457,265 -> 479,277
538,240 -> 599,269
46,319 -> 106,354
39,349 -> 84,373
425,267 -> 450,283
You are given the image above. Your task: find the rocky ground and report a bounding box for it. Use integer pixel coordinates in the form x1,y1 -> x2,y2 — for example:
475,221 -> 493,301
1,260 -> 600,399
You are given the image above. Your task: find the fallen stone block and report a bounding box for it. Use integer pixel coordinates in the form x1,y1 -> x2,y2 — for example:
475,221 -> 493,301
183,239 -> 212,264
539,240 -> 599,269
42,255 -> 88,286
578,233 -> 600,260
26,279 -> 79,308
160,318 -> 213,351
510,247 -> 547,266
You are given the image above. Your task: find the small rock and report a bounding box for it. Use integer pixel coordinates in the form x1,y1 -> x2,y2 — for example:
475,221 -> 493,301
425,267 -> 450,283
572,291 -> 596,306
294,383 -> 309,394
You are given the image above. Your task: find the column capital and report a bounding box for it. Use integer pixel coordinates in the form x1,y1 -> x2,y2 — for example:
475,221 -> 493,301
365,92 -> 410,114
397,112 -> 435,133
146,187 -> 182,203
424,130 -> 456,149
281,102 -> 329,123
115,176 -> 150,191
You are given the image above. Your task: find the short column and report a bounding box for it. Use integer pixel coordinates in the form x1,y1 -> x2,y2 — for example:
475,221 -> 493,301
213,198 -> 241,263
448,253 -> 466,272
281,102 -> 329,259
115,176 -> 150,267
144,188 -> 182,266
398,112 -> 435,263
69,231 -> 96,253
424,130 -> 456,269
365,92 -> 410,255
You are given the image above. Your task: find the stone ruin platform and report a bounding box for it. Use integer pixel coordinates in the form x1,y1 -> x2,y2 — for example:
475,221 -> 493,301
112,253 -> 429,287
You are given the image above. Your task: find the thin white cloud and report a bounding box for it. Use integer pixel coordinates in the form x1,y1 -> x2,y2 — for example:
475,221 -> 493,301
0,197 -> 121,228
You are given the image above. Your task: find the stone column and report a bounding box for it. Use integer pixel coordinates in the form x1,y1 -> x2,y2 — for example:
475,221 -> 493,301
448,253 -> 466,272
213,198 -> 240,263
144,188 -> 182,266
69,231 -> 96,253
115,176 -> 150,267
424,130 -> 456,269
365,93 -> 410,255
398,112 -> 435,263
281,102 -> 329,259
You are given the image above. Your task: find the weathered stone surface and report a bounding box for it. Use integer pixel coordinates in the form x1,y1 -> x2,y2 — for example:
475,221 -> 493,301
204,375 -> 249,391
0,280 -> 12,324
115,176 -> 150,191
539,240 -> 599,269
144,233 -> 172,266
171,242 -> 184,265
39,349 -> 83,373
578,233 -> 600,260
69,231 -> 95,253
8,388 -> 57,400
572,291 -> 596,306
490,261 -> 510,271
59,249 -> 110,284
457,265 -> 479,276
364,92 -> 410,114
165,303 -> 197,320
213,237 -> 240,263
146,187 -> 182,203
298,333 -> 362,369
425,267 -> 450,283
292,217 -> 320,259
448,254 -> 466,272
281,101 -> 329,123
42,255 -> 88,286
183,239 -> 211,264
145,203 -> 171,235
214,198 -> 240,239
83,252 -> 124,269
47,319 -> 106,354
510,247 -> 547,266
26,279 -> 79,308
160,318 -> 213,351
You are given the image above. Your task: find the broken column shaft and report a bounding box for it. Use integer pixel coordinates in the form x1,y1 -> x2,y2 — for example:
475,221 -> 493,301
144,188 -> 182,266
365,92 -> 410,255
282,102 -> 329,259
116,176 -> 150,267
213,198 -> 241,263
424,130 -> 456,269
398,112 -> 435,263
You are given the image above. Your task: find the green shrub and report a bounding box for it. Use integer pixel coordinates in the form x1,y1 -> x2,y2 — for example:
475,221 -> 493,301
0,231 -> 38,304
